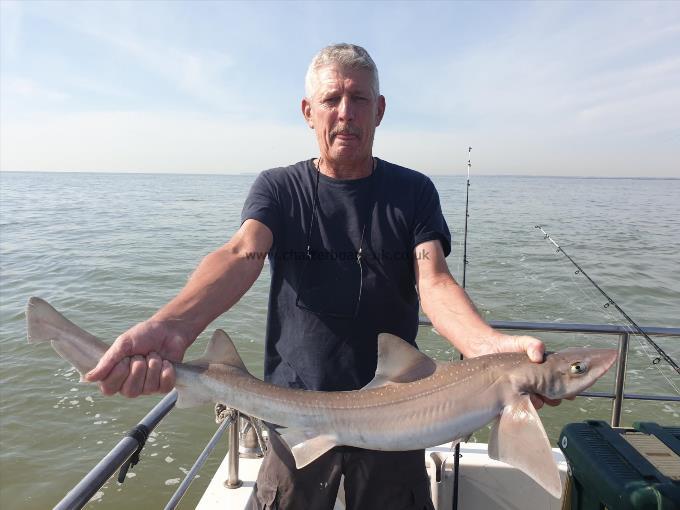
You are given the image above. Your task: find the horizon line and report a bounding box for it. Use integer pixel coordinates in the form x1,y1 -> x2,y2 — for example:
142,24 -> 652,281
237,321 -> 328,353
1,169 -> 678,180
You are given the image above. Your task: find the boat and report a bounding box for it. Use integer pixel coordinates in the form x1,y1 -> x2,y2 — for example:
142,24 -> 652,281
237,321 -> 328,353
50,318 -> 680,510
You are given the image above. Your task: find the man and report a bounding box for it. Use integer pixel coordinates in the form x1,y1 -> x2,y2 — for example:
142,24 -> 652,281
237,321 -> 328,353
86,44 -> 557,509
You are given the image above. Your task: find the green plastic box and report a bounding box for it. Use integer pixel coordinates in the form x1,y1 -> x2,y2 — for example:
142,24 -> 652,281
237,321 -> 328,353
559,420 -> 680,510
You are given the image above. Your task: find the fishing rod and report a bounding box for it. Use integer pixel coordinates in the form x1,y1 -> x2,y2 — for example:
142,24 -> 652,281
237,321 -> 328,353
452,146 -> 471,510
535,225 -> 680,376
462,147 -> 471,287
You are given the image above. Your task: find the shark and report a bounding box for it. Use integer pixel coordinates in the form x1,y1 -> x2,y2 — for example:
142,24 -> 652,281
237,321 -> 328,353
26,296 -> 618,498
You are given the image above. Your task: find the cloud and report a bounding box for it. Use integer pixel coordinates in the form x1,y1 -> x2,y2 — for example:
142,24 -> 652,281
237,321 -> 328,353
0,111 -> 316,173
2,109 -> 676,177
25,1 -> 241,113
0,0 -> 22,59
1,76 -> 68,102
394,4 -> 680,138
2,2 -> 678,177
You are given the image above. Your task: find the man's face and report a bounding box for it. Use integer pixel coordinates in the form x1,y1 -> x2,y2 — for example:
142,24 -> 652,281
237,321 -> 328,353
302,64 -> 385,167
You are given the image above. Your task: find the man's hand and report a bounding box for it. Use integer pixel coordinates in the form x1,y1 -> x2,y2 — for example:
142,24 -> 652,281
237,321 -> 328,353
84,321 -> 191,398
414,240 -> 573,410
470,331 -> 572,410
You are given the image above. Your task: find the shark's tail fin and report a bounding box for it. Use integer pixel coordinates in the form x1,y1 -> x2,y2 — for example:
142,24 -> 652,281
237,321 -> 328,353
26,297 -> 110,380
27,297 -> 250,407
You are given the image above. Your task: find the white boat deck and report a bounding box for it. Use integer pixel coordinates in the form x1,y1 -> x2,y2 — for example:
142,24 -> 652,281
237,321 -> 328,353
197,442 -> 568,510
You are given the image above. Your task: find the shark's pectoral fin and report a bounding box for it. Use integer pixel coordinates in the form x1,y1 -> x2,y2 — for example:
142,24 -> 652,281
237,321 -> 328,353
488,394 -> 562,499
277,428 -> 339,469
362,333 -> 436,390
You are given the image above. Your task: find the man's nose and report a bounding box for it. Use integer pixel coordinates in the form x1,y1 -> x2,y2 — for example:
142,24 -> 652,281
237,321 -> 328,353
337,95 -> 354,121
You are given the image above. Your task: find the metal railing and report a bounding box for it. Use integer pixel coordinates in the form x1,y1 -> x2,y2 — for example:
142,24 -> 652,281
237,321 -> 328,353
52,320 -> 680,510
422,318 -> 680,426
54,391 -> 179,510
163,410 -> 236,510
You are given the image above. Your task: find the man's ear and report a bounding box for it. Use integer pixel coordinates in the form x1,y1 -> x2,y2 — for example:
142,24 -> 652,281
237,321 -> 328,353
301,98 -> 314,129
375,95 -> 386,127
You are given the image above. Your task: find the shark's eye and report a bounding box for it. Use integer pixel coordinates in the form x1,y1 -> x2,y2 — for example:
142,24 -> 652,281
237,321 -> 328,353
570,362 -> 587,375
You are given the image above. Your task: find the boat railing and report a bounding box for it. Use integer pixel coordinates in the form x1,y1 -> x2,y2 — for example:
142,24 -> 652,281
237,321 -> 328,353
52,320 -> 680,510
53,391 -> 181,510
434,319 -> 680,426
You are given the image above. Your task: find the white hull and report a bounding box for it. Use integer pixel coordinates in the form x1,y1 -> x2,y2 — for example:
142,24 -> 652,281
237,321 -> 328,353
196,442 -> 568,510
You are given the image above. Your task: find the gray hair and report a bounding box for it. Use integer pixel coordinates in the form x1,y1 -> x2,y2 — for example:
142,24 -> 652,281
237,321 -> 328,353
304,43 -> 380,99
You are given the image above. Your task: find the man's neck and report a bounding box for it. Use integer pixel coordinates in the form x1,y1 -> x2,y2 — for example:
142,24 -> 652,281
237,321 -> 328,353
316,156 -> 375,180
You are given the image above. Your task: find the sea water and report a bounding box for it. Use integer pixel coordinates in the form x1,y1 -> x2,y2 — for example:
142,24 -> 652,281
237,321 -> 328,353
1,171 -> 678,508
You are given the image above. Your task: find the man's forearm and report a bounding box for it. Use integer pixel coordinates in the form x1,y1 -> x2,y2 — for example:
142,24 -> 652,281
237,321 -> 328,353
420,274 -> 501,358
151,223 -> 269,341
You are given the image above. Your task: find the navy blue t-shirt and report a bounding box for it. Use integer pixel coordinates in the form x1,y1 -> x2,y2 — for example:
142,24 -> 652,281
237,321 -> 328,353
241,158 -> 451,391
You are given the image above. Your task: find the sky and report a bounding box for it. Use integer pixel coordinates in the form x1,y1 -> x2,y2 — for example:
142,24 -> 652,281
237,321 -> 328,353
1,0 -> 679,177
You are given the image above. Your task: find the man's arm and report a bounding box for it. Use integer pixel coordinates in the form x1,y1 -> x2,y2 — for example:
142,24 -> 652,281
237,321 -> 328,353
85,219 -> 273,397
414,239 -> 561,408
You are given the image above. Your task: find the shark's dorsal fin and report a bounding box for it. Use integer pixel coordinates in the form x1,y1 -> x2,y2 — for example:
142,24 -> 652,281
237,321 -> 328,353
192,329 -> 249,372
362,333 -> 436,390
488,394 -> 563,498
177,330 -> 251,408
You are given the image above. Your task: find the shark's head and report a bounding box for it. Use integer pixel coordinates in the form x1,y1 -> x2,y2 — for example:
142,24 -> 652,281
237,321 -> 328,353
535,348 -> 618,400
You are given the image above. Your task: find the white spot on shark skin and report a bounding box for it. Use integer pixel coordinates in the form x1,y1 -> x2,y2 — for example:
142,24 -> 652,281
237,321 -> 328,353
70,387 -> 78,392
165,478 -> 180,486
85,396 -> 94,403
91,491 -> 104,502
165,456 -> 174,463
126,472 -> 136,478
150,452 -> 158,457
70,400 -> 79,405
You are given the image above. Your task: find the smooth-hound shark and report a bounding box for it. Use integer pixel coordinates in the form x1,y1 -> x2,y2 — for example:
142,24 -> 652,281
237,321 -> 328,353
26,297 -> 618,498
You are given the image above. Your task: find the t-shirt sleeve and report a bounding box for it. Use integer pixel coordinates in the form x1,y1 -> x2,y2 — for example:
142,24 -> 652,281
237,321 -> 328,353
241,171 -> 281,241
412,177 -> 452,257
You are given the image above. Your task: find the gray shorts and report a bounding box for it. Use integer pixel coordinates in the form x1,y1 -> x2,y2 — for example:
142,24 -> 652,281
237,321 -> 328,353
246,431 -> 434,510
